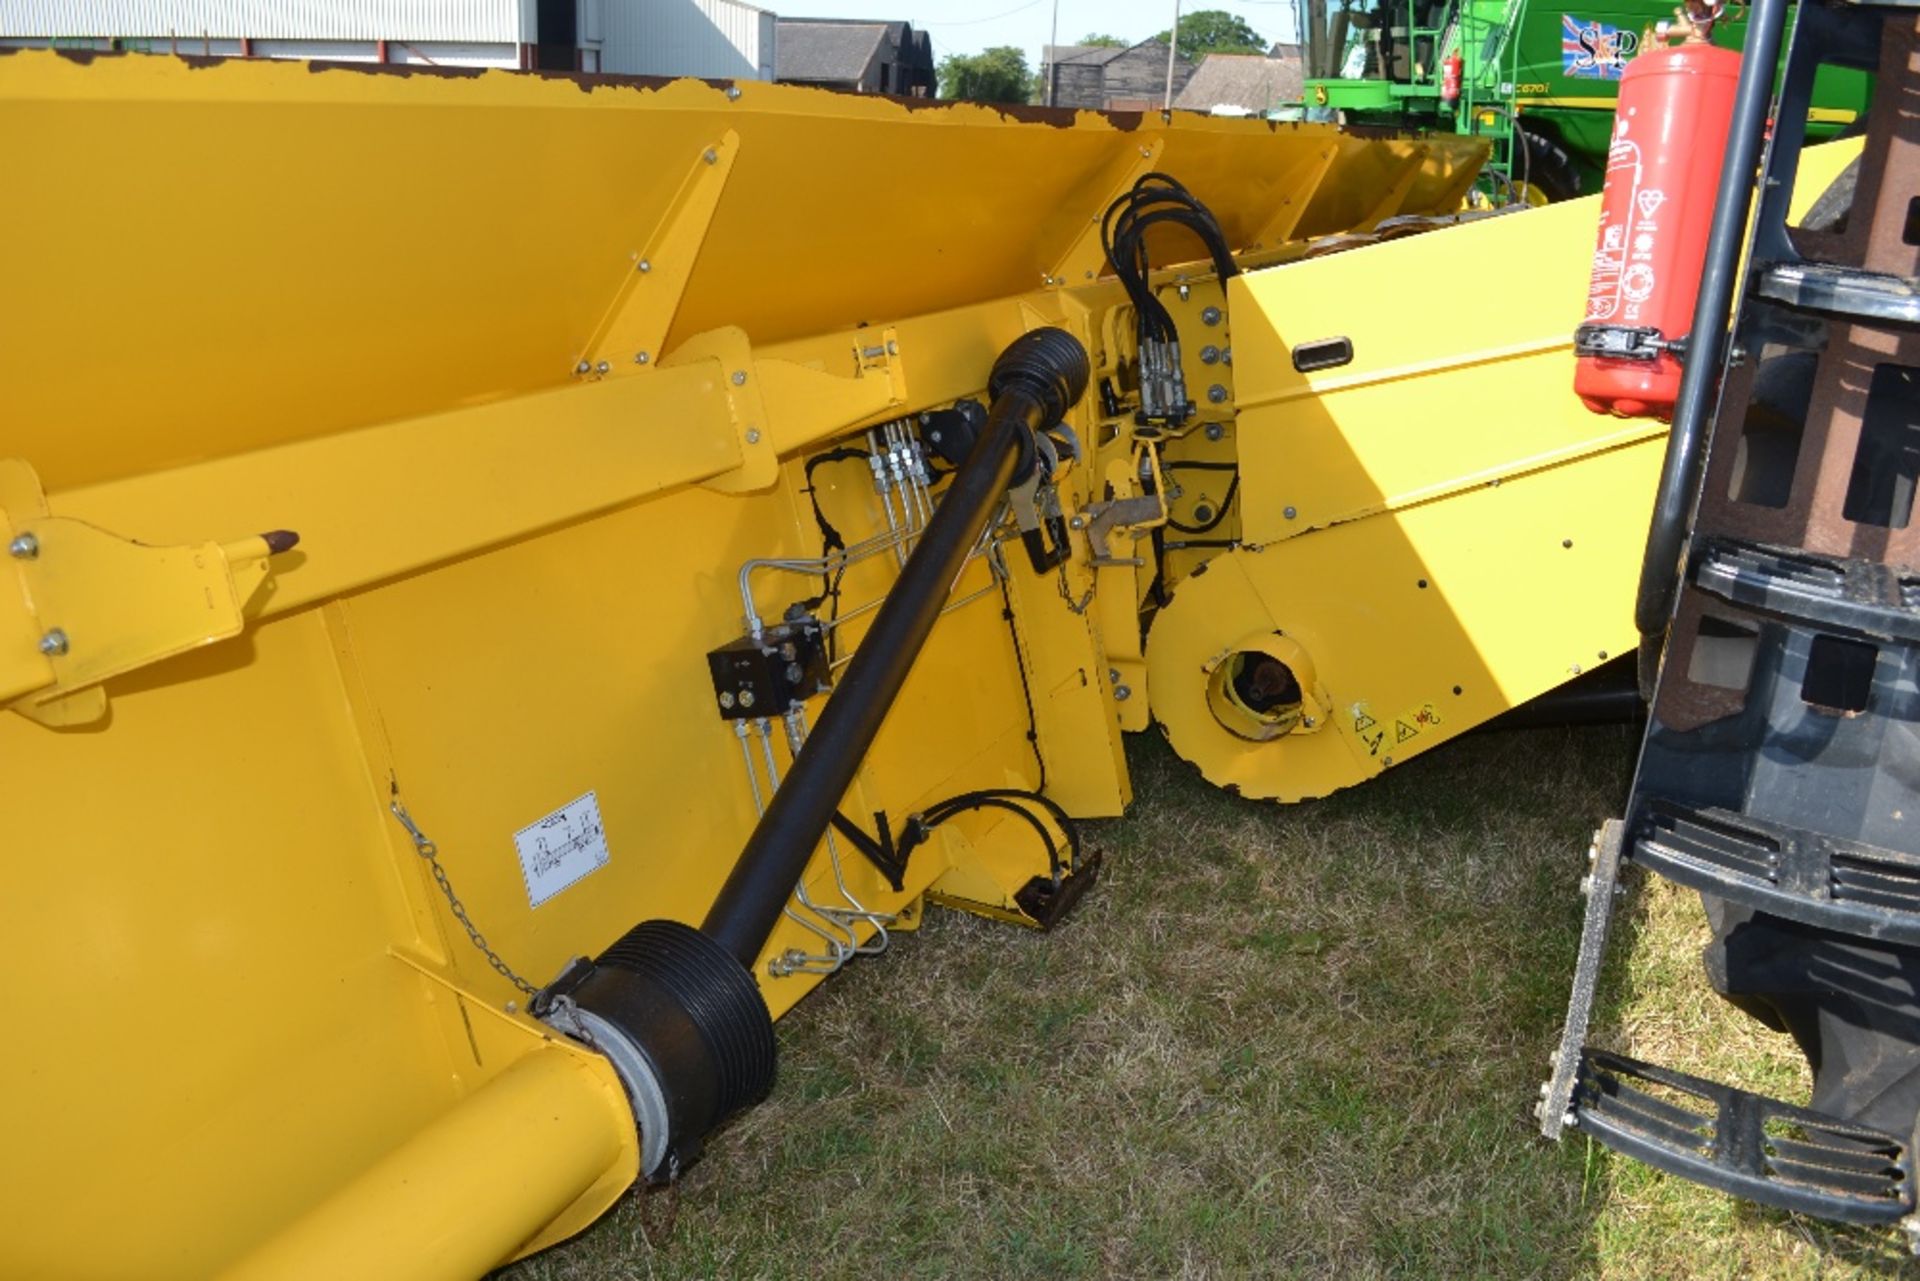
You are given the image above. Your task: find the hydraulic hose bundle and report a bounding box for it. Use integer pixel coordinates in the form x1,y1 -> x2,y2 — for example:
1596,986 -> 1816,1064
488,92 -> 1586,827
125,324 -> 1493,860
1100,174 -> 1238,426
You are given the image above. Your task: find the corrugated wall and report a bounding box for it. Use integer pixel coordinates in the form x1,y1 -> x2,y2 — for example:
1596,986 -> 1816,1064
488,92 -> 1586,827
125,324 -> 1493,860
599,0 -> 770,81
0,1 -> 521,41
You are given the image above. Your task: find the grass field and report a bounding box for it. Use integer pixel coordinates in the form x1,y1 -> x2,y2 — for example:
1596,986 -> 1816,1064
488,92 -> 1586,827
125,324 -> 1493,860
500,725 -> 1918,1280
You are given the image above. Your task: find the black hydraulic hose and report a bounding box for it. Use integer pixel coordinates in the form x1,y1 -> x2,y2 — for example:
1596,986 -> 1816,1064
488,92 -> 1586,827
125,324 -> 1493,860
702,329 -> 1090,965
1633,0 -> 1789,639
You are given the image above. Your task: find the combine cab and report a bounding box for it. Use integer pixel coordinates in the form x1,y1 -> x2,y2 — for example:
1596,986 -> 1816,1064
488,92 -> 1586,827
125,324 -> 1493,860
1301,0 -> 1871,200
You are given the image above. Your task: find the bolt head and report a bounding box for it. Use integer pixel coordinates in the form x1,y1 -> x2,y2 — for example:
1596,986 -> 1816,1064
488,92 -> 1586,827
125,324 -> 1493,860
1069,515 -> 1087,530
746,428 -> 762,444
8,532 -> 38,559
634,351 -> 650,365
595,360 -> 610,375
1204,423 -> 1225,441
719,691 -> 736,709
1283,506 -> 1298,520
886,339 -> 898,355
1200,345 -> 1221,365
1114,684 -> 1132,701
739,688 -> 756,709
703,148 -> 718,164
1207,384 -> 1228,404
575,360 -> 591,374
638,259 -> 652,273
38,628 -> 68,657
726,85 -> 742,100
731,370 -> 748,386
1201,307 -> 1222,326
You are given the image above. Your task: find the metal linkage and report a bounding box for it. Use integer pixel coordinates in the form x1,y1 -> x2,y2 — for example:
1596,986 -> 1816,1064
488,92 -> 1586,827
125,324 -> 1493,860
738,417 -> 937,639
732,714 -> 894,978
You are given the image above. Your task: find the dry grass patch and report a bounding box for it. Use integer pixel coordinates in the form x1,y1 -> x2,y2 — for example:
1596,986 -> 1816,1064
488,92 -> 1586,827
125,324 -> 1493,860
501,725 -> 1916,1280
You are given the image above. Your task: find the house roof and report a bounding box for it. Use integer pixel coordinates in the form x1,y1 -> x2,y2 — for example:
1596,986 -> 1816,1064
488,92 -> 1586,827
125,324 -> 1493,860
1172,53 -> 1303,114
775,20 -> 888,83
1042,43 -> 1129,67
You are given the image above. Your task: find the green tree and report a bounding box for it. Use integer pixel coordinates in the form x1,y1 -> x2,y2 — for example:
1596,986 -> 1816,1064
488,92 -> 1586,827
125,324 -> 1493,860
939,45 -> 1034,104
1079,32 -> 1126,47
1154,9 -> 1266,61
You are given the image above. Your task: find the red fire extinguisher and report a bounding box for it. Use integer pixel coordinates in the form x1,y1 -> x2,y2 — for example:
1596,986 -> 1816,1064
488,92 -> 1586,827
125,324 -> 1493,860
1440,51 -> 1463,106
1573,33 -> 1741,420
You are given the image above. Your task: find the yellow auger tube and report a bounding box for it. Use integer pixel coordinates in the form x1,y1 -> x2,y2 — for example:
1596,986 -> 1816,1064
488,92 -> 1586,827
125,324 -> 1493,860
220,1046 -> 633,1281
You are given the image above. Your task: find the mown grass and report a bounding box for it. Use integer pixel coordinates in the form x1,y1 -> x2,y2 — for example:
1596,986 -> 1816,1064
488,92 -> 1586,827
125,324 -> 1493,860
500,726 -> 1918,1280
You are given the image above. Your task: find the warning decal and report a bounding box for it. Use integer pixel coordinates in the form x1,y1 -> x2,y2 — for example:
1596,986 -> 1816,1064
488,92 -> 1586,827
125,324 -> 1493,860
515,791 -> 612,908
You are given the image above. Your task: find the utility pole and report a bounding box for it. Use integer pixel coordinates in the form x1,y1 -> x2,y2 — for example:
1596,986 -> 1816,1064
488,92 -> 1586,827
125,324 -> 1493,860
1163,0 -> 1180,110
1046,0 -> 1060,106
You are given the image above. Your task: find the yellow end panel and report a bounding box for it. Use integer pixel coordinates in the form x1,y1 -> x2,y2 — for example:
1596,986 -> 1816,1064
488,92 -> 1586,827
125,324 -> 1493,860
1147,438 -> 1664,801
1230,196 -> 1659,550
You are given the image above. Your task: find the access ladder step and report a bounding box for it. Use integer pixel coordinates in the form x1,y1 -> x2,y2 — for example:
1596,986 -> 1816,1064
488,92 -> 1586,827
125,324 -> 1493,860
1573,1048 -> 1914,1224
1753,261 -> 1920,325
1635,803 -> 1920,945
1696,538 -> 1920,641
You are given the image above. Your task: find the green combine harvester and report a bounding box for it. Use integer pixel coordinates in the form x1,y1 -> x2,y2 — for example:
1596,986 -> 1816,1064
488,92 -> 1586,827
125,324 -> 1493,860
1300,0 -> 1871,199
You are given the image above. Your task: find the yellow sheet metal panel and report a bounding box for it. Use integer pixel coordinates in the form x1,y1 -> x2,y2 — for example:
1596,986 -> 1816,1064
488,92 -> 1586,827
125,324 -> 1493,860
0,606 -> 627,1279
1147,437 -> 1664,800
0,50 -> 1482,494
1230,197 -> 1656,549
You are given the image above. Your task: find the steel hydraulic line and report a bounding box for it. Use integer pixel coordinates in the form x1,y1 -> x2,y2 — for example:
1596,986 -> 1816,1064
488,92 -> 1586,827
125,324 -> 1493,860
701,329 -> 1090,965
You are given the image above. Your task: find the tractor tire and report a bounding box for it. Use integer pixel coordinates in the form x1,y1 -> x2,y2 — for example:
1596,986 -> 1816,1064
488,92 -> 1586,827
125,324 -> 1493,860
1516,128 -> 1582,203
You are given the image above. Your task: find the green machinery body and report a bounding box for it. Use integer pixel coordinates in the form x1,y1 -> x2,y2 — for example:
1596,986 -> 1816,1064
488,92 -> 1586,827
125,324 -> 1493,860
1302,0 -> 1872,196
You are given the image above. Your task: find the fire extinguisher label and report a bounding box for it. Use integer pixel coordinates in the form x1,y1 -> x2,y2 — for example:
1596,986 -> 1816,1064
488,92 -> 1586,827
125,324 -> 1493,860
1586,120 -> 1665,324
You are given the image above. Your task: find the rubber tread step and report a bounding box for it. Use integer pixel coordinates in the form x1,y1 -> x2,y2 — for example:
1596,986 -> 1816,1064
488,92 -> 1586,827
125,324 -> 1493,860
1635,804 -> 1920,945
1574,1048 -> 1913,1224
1695,539 -> 1920,643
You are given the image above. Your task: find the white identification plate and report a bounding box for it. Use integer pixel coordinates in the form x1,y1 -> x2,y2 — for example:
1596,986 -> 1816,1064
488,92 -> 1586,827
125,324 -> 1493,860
514,791 -> 611,908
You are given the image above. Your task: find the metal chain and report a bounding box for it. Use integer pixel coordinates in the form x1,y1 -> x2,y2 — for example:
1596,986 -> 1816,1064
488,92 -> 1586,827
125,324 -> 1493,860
388,797 -> 539,998
1054,553 -> 1094,615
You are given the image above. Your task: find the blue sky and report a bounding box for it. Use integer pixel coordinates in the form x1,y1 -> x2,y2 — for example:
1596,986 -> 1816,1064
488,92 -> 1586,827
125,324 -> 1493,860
769,0 -> 1301,69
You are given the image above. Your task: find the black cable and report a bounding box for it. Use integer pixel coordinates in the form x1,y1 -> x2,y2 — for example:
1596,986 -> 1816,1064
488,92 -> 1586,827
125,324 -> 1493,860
993,574 -> 1048,791
798,447 -> 869,660
919,796 -> 1060,886
1167,473 -> 1239,535
1163,459 -> 1238,472
909,787 -> 1080,889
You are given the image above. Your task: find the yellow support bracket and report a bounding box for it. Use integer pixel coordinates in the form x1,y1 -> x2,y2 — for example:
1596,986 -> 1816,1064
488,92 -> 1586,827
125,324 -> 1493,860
1247,143 -> 1342,251
667,324 -> 906,494
0,459 -> 286,727
1355,147 -> 1431,234
578,131 -> 741,374
1044,138 -> 1167,287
